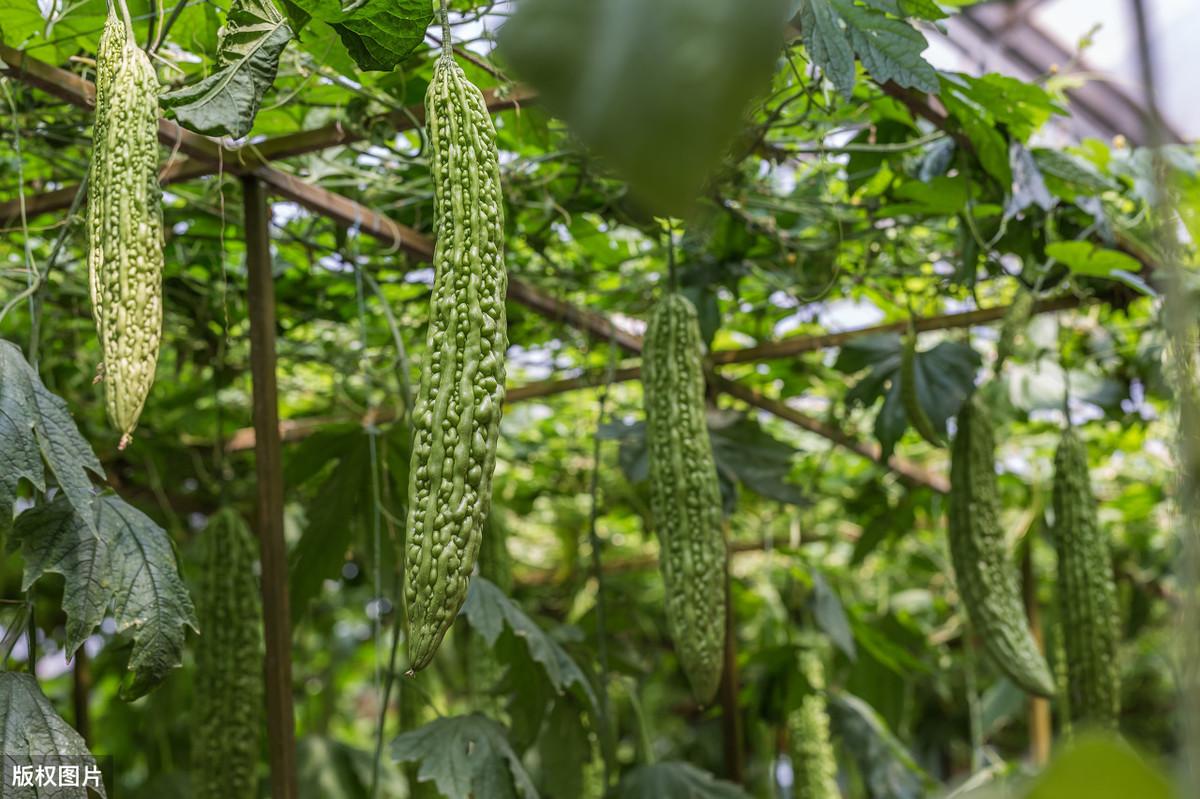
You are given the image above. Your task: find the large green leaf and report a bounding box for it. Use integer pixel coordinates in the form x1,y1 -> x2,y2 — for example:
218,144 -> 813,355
836,333 -> 980,458
498,0 -> 790,214
288,425 -> 408,623
297,735 -> 406,799
798,0 -> 857,98
0,672 -> 108,797
161,0 -> 293,138
283,0 -> 431,72
608,761 -> 750,799
534,698 -> 592,798
462,578 -> 598,710
0,340 -> 103,536
1025,734 -> 1175,799
10,493 -> 198,700
1045,241 -> 1142,278
800,0 -> 938,99
392,714 -> 538,799
828,692 -> 932,799
601,412 -> 806,509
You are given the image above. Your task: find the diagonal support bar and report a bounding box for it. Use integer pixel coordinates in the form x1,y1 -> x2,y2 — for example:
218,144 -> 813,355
0,41 -> 533,222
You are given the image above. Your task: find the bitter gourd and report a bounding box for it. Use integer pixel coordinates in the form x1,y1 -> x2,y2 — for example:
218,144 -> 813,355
787,646 -> 839,799
193,509 -> 264,799
901,323 -> 943,446
995,289 -> 1034,372
948,393 -> 1055,697
405,42 -> 508,673
644,293 -> 727,703
87,5 -> 164,449
1052,426 -> 1120,728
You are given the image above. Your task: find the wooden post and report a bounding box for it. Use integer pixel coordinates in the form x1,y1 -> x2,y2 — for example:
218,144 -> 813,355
72,649 -> 90,745
243,175 -> 299,799
1022,545 -> 1051,765
718,557 -> 745,783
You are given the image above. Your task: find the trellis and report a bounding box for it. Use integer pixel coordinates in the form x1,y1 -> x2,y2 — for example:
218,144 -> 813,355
0,39 -> 1135,796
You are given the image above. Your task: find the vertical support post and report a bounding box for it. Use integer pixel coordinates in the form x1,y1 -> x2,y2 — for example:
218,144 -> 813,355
1022,545 -> 1051,765
243,175 -> 299,799
72,649 -> 90,745
719,553 -> 745,784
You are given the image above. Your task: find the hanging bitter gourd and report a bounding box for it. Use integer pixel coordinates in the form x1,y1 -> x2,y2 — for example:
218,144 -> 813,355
901,323 -> 943,446
193,509 -> 264,799
644,293 -> 727,703
87,4 -> 164,449
1052,426 -> 1120,728
948,393 -> 1056,697
405,41 -> 508,673
995,288 -> 1035,372
787,646 -> 840,799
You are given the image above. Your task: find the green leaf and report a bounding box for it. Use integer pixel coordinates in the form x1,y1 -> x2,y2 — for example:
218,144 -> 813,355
830,0 -> 938,95
940,77 -> 1012,186
810,570 -> 856,659
798,0 -> 857,98
392,714 -> 539,799
800,0 -> 938,99
602,413 -> 805,509
829,692 -> 932,799
861,0 -> 948,21
0,672 -> 108,798
887,175 -> 969,216
837,334 -> 980,458
708,412 -> 807,507
1005,140 -> 1054,220
1032,148 -> 1119,197
298,735 -> 406,799
1025,734 -> 1175,799
463,578 -> 598,710
951,73 -> 1064,141
288,425 -> 408,622
534,699 -> 593,798
498,0 -> 790,214
609,761 -> 750,799
161,0 -> 293,138
10,493 -> 198,700
284,0 -> 431,72
0,340 -> 103,535
1046,241 -> 1142,278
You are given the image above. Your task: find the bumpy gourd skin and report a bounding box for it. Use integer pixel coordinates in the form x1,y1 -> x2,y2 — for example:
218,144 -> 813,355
87,9 -> 164,449
644,293 -> 727,703
995,289 -> 1034,372
194,509 -> 264,799
948,394 -> 1056,697
787,647 -> 839,799
1053,427 -> 1120,728
405,52 -> 507,673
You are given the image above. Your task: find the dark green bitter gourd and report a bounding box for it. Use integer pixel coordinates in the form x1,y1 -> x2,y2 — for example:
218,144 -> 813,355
193,509 -> 264,799
405,43 -> 508,673
88,4 -> 164,449
787,646 -> 840,799
1052,426 -> 1120,728
644,293 -> 727,703
948,393 -> 1055,697
901,323 -> 943,446
995,288 -> 1034,372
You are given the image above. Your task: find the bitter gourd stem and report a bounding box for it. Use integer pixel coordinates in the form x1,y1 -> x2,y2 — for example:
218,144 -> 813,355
439,0 -> 452,58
